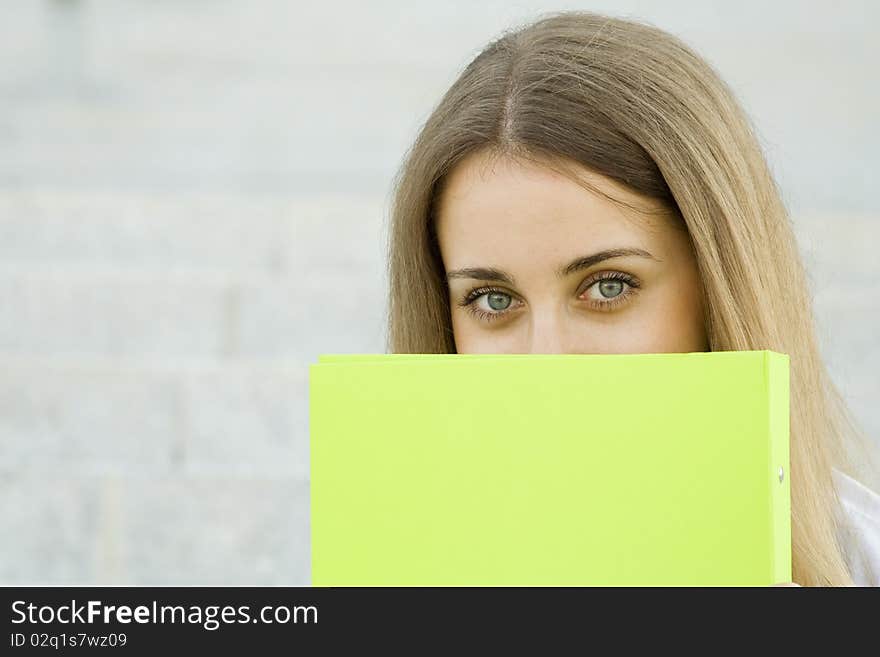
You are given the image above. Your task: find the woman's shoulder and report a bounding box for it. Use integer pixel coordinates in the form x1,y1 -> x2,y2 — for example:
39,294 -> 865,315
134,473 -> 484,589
833,468 -> 880,586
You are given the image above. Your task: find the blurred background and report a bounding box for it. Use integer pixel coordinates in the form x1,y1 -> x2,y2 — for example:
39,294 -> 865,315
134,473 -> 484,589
0,0 -> 877,584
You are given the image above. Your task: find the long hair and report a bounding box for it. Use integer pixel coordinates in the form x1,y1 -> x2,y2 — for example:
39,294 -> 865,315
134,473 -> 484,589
386,10 -> 875,585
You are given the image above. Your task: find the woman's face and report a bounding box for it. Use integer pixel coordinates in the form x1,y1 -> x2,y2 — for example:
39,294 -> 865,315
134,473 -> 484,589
435,150 -> 709,354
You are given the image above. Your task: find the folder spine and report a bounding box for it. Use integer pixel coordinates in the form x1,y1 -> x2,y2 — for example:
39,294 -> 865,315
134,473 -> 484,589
766,352 -> 792,583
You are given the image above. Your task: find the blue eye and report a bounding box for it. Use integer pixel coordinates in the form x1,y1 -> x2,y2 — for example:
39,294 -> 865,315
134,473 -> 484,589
592,279 -> 625,299
459,287 -> 519,321
579,273 -> 639,309
484,292 -> 512,311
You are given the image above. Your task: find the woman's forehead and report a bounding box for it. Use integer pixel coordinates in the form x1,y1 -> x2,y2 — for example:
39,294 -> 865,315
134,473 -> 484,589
436,151 -> 671,257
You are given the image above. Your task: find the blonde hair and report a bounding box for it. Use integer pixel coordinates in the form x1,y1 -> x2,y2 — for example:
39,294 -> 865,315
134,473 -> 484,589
387,10 -> 876,585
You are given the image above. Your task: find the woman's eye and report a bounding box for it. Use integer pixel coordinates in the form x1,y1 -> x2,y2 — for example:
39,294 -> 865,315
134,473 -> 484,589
459,289 -> 520,321
589,279 -> 625,300
478,291 -> 513,312
580,275 -> 637,305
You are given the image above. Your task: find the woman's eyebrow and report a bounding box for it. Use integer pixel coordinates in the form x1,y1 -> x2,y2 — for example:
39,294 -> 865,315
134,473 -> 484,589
558,248 -> 658,277
445,248 -> 658,285
446,267 -> 515,285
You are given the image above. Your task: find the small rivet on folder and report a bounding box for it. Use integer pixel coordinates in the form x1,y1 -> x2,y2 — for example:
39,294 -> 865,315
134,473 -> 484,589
778,467 -> 785,483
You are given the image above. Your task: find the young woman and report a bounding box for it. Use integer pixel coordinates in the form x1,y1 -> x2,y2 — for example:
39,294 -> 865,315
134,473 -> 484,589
385,11 -> 879,585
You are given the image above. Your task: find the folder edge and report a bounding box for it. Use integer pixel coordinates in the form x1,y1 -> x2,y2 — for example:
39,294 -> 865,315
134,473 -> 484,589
766,351 -> 793,583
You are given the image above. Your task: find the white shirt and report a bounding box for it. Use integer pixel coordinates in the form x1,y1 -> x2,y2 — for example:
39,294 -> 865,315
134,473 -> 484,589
834,469 -> 880,586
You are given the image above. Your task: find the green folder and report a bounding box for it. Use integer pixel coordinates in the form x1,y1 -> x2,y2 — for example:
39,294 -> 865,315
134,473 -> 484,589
309,351 -> 791,586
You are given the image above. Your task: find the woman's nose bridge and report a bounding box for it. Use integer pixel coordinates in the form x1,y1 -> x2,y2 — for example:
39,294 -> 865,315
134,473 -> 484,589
527,308 -> 573,354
